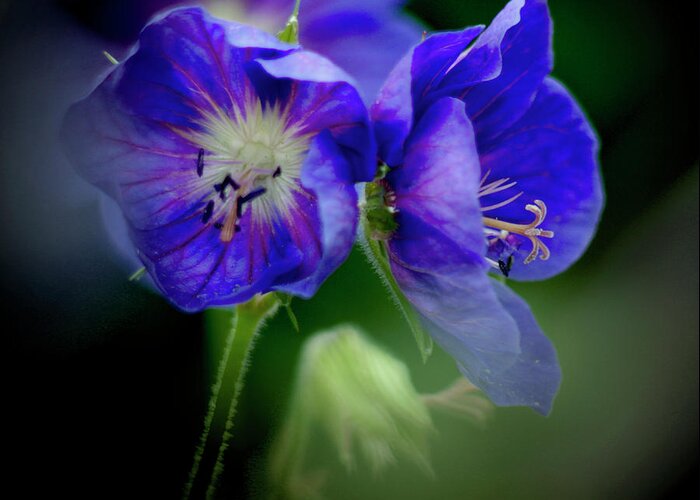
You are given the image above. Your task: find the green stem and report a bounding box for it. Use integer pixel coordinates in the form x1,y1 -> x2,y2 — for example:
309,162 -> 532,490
184,295 -> 279,500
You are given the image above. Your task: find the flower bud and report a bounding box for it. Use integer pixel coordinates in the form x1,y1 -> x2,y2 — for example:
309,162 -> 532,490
270,325 -> 434,497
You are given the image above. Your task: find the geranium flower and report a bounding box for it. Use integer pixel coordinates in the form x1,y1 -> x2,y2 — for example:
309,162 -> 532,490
368,0 -> 603,414
62,7 -> 375,311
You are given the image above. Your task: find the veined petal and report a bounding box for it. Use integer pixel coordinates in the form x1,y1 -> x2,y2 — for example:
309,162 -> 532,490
389,214 -> 521,365
255,53 -> 376,182
371,26 -> 486,167
410,27 -> 484,110
416,0 -> 552,144
458,281 -> 561,415
371,51 -> 413,167
386,97 -> 522,380
388,97 -> 484,260
63,8 -> 294,195
132,200 -> 304,311
130,7 -> 294,122
479,78 -> 603,280
454,0 -> 552,143
276,131 -> 358,297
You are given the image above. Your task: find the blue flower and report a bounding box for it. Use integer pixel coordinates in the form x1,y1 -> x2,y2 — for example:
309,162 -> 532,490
94,0 -> 422,285
62,7 -> 375,311
369,0 -> 603,414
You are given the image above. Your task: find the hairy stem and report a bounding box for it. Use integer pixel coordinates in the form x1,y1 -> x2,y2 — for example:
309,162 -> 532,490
184,295 -> 280,499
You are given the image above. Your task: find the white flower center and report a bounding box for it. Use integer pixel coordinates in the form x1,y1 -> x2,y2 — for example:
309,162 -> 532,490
176,97 -> 311,242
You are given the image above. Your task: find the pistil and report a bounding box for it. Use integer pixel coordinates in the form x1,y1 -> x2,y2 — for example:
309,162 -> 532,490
482,200 -> 553,264
478,170 -> 554,265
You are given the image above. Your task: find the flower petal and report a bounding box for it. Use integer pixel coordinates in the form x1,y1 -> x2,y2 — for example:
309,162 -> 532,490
300,1 -> 425,104
149,6 -> 295,51
388,97 -> 484,261
389,213 -> 521,363
459,0 -> 552,142
371,25 -> 485,165
480,77 -> 603,280
62,8 -> 293,195
373,25 -> 486,167
255,50 -> 355,85
370,51 -> 414,167
276,130 -> 359,297
458,280 -> 561,415
131,7 -> 294,124
410,27 -> 484,111
386,97 -> 523,378
419,0 -> 552,144
255,52 -> 376,182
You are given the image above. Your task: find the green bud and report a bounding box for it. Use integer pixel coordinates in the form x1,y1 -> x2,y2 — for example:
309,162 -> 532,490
270,325 -> 434,497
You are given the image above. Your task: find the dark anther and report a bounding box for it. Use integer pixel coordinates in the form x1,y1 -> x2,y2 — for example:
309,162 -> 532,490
201,200 -> 214,223
235,225 -> 242,233
272,166 -> 282,178
240,187 -> 267,204
237,187 -> 267,217
498,256 -> 514,277
196,148 -> 205,177
214,175 -> 240,199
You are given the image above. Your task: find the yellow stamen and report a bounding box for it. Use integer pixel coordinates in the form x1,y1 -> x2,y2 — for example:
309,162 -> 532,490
220,194 -> 240,243
167,93 -> 311,243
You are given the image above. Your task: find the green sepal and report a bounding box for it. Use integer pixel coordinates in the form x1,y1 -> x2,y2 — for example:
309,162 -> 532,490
277,0 -> 301,44
364,181 -> 398,240
360,219 -> 434,363
102,50 -> 119,65
276,292 -> 300,332
128,266 -> 146,282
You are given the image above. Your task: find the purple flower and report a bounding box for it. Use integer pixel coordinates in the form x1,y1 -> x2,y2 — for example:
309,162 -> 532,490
62,7 -> 375,311
369,0 -> 603,414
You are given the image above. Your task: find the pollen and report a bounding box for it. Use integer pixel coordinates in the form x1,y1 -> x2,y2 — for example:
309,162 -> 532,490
173,94 -> 311,243
479,170 -> 554,265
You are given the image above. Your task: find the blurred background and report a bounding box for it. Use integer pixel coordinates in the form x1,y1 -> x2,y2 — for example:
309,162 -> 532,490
2,0 -> 697,498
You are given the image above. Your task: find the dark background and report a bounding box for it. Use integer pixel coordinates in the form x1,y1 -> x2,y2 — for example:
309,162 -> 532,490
2,0 -> 697,498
